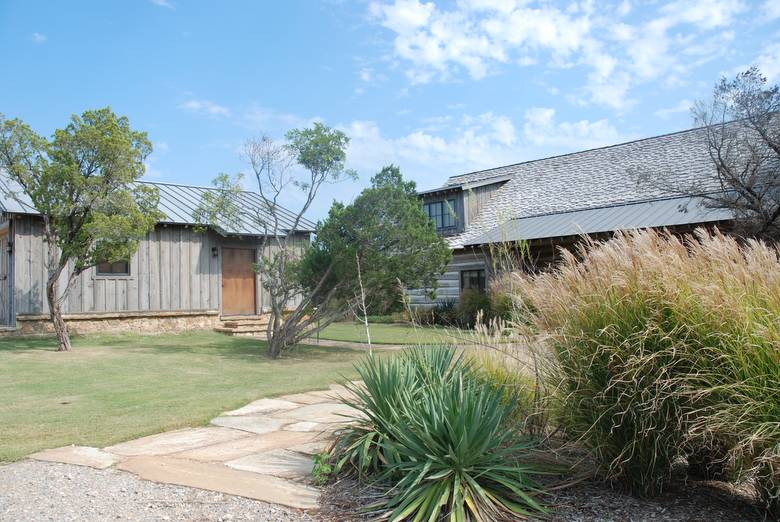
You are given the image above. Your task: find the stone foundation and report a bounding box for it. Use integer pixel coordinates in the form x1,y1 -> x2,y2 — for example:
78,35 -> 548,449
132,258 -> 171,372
11,310 -> 221,336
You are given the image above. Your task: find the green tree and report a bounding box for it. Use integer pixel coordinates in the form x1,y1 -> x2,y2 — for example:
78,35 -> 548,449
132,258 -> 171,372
300,164 -> 452,316
232,123 -> 356,358
0,108 -> 161,351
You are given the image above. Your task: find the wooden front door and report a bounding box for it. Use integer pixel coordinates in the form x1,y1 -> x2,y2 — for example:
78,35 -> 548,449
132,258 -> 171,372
222,248 -> 257,315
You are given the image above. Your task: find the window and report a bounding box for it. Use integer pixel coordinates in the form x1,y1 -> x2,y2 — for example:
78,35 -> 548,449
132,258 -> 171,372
423,198 -> 457,230
96,260 -> 130,276
460,269 -> 486,293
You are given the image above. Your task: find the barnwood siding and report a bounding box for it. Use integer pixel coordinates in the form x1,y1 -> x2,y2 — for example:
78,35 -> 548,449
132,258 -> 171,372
463,182 -> 506,229
407,249 -> 489,307
12,215 -> 226,315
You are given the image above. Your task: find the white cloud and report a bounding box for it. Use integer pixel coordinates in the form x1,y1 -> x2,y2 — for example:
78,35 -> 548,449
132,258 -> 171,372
369,0 -> 749,110
343,110 -> 626,190
178,98 -> 231,118
654,99 -> 693,120
241,105 -> 319,131
754,42 -> 780,82
150,0 -> 174,8
764,0 -> 780,21
522,107 -> 622,148
31,32 -> 47,44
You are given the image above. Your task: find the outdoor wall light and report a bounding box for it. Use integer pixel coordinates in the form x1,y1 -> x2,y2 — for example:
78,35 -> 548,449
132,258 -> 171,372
212,246 -> 219,257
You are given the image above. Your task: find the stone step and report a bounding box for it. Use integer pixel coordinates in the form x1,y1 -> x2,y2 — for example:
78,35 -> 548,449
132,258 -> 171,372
214,326 -> 268,337
222,319 -> 268,328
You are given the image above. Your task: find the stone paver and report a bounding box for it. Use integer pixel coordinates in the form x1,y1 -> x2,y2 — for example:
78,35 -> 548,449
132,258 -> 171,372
117,456 -> 320,510
29,445 -> 120,469
283,421 -> 323,432
277,402 -> 361,424
276,391 -> 334,405
173,430 -> 316,462
106,427 -> 249,457
26,384 -> 356,512
210,415 -> 291,434
226,449 -> 314,479
222,398 -> 300,416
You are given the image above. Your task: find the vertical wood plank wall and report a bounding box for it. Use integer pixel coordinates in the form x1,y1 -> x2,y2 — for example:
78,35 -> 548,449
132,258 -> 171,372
463,182 -> 506,228
13,216 -> 235,315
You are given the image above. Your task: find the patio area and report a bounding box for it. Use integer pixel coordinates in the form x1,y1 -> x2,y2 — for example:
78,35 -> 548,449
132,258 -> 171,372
26,383 -> 361,511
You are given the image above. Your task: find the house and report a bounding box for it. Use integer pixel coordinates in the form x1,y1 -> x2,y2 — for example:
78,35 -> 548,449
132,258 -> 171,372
0,181 -> 314,335
410,124 -> 735,307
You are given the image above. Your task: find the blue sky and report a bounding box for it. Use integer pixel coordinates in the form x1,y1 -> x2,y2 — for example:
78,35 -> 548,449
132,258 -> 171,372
2,0 -> 779,220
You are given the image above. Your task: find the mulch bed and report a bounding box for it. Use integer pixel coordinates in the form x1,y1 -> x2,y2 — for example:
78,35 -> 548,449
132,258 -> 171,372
318,476 -> 764,521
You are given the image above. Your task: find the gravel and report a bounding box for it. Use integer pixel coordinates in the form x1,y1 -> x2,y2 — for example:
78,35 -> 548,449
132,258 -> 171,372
2,460 -> 766,522
0,460 -> 316,522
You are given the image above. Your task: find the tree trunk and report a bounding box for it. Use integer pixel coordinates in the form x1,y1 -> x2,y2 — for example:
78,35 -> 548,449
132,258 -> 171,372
46,273 -> 71,352
267,302 -> 283,359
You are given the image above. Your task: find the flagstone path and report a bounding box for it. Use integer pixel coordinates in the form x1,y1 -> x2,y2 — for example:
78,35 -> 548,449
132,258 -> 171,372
28,383 -> 361,512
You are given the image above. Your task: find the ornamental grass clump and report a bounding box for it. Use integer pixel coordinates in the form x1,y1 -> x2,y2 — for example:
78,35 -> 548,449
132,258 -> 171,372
331,346 -> 552,521
515,229 -> 780,512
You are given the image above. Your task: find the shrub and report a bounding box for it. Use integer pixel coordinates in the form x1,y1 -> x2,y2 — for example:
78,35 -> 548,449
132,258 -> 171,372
330,346 -> 551,521
412,300 -> 458,327
489,271 -> 537,327
457,289 -> 492,327
469,348 -> 541,432
515,229 -> 780,510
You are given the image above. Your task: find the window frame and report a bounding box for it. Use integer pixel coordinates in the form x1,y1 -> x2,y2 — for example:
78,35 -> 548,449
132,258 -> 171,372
460,269 -> 486,293
423,197 -> 458,232
95,260 -> 131,277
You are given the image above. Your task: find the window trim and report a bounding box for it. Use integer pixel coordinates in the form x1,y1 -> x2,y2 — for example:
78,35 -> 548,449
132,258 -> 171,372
423,197 -> 458,231
95,260 -> 131,277
460,269 -> 486,293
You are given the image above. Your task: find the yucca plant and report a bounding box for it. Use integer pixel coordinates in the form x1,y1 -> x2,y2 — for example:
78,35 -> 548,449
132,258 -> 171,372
331,346 -> 552,521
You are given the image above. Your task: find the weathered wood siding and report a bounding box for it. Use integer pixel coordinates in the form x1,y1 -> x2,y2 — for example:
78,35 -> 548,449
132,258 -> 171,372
12,216 -> 226,315
463,182 -> 506,228
0,216 -> 11,325
10,215 -> 311,317
256,233 -> 309,312
407,249 -> 489,307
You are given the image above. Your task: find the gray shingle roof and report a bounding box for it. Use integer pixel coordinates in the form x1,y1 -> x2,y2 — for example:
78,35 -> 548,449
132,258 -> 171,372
441,124 -> 727,248
0,179 -> 314,236
464,196 -> 733,246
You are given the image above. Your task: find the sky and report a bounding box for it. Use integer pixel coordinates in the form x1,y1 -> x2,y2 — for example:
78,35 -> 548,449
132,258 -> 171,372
2,0 -> 779,221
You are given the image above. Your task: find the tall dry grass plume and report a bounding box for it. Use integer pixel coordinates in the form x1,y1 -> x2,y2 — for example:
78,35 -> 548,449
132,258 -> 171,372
512,229 -> 780,513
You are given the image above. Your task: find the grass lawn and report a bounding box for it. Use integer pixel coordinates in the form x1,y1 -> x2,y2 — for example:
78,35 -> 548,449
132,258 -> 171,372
0,332 -> 376,462
318,321 -> 456,345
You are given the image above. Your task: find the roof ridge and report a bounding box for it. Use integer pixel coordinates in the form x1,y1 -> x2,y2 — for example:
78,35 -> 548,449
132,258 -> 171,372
444,121 -> 719,187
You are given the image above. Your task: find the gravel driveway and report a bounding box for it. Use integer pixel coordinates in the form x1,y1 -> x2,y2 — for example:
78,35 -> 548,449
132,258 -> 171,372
0,460 -> 315,522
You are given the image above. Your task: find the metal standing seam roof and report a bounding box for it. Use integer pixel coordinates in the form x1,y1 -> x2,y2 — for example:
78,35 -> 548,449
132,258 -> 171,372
0,178 -> 315,236
463,196 -> 734,246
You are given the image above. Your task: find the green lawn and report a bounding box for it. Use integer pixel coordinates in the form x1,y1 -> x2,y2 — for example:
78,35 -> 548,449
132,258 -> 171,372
318,321 -> 455,345
0,332 -> 375,462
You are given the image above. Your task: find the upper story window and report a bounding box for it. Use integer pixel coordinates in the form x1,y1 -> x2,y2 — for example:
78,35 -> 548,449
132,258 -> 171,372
96,260 -> 130,276
423,198 -> 457,231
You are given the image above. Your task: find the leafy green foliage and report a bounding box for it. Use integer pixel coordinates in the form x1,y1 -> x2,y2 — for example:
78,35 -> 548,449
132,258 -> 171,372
0,108 -> 161,350
285,122 -> 356,186
330,346 -> 551,521
0,108 -> 160,271
457,289 -> 492,328
299,165 -> 451,314
312,452 -> 334,486
192,173 -> 244,233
